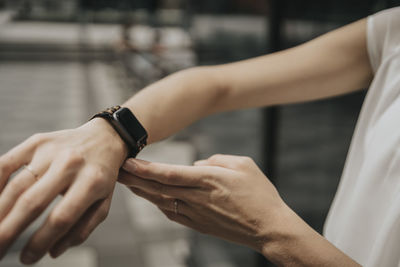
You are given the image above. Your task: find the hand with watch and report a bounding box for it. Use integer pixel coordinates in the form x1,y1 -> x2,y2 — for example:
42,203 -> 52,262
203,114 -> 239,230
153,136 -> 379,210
0,105 -> 147,264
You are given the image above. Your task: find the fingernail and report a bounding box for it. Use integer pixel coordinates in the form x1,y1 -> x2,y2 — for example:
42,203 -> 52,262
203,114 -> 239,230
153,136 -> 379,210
21,251 -> 37,264
123,159 -> 137,172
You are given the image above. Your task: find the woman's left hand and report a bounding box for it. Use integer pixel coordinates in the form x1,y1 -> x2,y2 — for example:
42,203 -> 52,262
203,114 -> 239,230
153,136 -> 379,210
118,154 -> 290,252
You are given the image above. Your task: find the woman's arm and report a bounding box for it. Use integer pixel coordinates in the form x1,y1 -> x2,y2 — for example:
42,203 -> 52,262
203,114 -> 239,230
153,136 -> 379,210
214,18 -> 371,110
116,18 -> 371,265
125,18 -> 371,144
0,17 -> 371,263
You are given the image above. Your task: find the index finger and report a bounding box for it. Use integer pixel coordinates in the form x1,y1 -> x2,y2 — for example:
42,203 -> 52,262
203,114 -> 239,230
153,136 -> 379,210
122,158 -> 211,187
0,134 -> 47,191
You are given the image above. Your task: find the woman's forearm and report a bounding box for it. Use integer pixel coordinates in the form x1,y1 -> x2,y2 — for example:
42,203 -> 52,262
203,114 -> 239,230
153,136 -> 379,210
121,19 -> 372,145
122,66 -> 226,144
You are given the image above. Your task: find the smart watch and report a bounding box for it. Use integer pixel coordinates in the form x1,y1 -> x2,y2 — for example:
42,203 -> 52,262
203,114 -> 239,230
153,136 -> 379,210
91,106 -> 148,158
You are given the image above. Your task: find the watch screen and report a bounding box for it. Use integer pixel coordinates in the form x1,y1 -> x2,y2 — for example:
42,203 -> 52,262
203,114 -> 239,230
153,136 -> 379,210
115,108 -> 147,142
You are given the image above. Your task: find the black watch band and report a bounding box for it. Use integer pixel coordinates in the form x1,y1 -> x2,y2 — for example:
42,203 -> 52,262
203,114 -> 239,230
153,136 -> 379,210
91,106 -> 148,158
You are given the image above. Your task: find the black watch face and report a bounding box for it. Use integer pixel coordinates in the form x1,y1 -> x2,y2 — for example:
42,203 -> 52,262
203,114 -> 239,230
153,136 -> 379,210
114,108 -> 147,142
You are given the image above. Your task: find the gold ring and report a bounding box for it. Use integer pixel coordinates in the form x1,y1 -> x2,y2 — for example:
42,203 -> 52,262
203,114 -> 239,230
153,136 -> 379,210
23,165 -> 38,181
174,199 -> 179,215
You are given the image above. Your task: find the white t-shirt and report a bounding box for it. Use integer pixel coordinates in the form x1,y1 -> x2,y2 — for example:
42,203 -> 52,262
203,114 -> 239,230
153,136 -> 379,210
324,7 -> 400,266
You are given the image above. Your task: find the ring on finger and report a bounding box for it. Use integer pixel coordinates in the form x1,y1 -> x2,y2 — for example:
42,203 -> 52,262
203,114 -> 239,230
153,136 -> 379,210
23,165 -> 39,181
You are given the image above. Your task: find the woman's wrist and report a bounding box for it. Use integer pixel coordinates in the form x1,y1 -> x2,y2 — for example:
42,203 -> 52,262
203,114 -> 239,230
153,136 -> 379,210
122,66 -> 226,144
259,208 -> 312,265
81,117 -> 129,161
256,203 -> 301,259
258,204 -> 361,266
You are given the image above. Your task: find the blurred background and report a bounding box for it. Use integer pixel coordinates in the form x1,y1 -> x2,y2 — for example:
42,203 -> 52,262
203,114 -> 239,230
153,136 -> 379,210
0,0 -> 399,267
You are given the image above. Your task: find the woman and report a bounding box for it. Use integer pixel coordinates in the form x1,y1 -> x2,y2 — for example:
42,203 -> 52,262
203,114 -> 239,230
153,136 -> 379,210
0,7 -> 398,266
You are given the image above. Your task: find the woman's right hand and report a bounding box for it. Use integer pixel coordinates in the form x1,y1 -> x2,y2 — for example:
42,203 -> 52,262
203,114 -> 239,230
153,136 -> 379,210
0,118 -> 128,264
118,154 -> 289,253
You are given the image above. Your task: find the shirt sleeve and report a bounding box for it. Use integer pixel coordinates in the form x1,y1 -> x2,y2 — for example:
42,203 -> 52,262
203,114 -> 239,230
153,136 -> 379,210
367,7 -> 400,73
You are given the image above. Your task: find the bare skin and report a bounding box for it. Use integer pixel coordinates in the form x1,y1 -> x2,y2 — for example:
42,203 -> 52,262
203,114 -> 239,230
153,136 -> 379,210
0,18 -> 371,265
119,155 -> 361,266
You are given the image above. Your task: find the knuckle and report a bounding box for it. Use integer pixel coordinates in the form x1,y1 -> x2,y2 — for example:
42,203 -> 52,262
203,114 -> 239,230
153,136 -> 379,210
7,179 -> 23,193
236,156 -> 253,167
29,133 -> 47,144
210,187 -> 230,203
243,156 -> 254,162
90,167 -> 108,183
208,154 -> 223,163
19,193 -> 43,214
88,175 -> 110,195
88,165 -> 113,188
199,172 -> 213,182
59,149 -> 85,169
49,213 -> 73,230
199,172 -> 218,187
39,142 -> 57,155
91,174 -> 107,185
164,169 -> 177,183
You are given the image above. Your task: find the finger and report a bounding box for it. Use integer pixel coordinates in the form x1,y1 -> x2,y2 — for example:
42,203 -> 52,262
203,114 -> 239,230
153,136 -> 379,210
122,158 -> 207,187
117,169 -> 138,185
49,194 -> 112,258
20,173 -> 107,264
0,166 -> 40,221
0,134 -> 46,191
0,158 -> 72,260
132,188 -> 209,235
193,160 -> 208,166
130,187 -> 194,217
119,170 -> 199,201
130,186 -> 169,209
0,173 -> 36,222
203,154 -> 255,171
0,156 -> 50,222
118,169 -> 173,187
